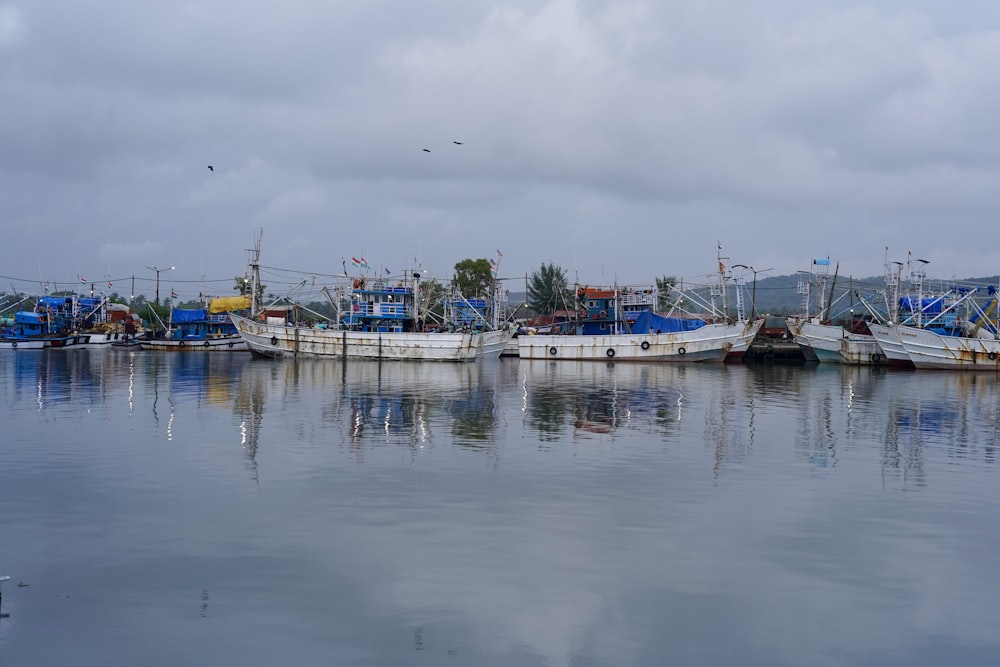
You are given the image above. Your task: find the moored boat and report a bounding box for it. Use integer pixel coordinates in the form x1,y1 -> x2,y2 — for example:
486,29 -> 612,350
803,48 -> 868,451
518,313 -> 761,362
140,298 -> 250,352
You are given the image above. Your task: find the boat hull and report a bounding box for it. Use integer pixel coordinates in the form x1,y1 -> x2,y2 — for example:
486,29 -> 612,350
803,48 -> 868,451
867,323 -> 914,369
231,314 -> 511,361
517,321 -> 752,362
786,319 -> 843,363
0,339 -> 47,350
140,335 -> 248,352
838,335 -> 889,366
894,325 -> 1000,371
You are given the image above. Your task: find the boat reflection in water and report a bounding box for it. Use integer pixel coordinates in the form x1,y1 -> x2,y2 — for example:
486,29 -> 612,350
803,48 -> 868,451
233,359 -> 507,466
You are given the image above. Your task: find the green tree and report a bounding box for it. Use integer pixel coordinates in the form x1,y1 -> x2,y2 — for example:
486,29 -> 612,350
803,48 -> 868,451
452,258 -> 494,298
527,262 -> 572,315
233,275 -> 266,301
656,275 -> 678,311
417,278 -> 447,325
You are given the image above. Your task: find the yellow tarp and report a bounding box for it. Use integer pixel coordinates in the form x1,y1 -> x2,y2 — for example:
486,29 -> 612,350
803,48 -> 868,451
209,296 -> 251,314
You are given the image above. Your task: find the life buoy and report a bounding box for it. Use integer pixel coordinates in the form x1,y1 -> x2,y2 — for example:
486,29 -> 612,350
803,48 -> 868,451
678,347 -> 686,356
270,336 -> 278,346
597,310 -> 607,320
548,346 -> 557,356
871,353 -> 882,363
606,348 -> 615,358
641,341 -> 650,350
989,352 -> 997,361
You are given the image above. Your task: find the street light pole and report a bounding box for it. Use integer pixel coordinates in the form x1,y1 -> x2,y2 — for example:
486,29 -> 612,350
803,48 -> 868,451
146,265 -> 175,305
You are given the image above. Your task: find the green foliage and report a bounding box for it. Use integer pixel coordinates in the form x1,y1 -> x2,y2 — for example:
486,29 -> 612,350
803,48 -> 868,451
417,278 -> 447,324
452,258 -> 494,298
655,275 -> 677,311
234,275 -> 267,301
527,262 -> 572,315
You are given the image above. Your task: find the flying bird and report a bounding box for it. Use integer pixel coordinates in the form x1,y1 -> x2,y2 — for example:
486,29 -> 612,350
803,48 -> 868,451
422,148 -> 431,153
453,141 -> 463,145
207,165 -> 214,171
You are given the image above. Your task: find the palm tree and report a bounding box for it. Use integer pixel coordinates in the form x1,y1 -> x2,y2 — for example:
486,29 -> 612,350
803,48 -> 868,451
527,263 -> 572,315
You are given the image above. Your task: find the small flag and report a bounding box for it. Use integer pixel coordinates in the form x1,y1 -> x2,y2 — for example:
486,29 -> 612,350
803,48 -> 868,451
79,276 -> 88,283
385,267 -> 391,275
359,257 -> 369,269
496,248 -> 503,257
342,258 -> 348,274
171,289 -> 178,299
108,281 -> 113,288
351,256 -> 368,269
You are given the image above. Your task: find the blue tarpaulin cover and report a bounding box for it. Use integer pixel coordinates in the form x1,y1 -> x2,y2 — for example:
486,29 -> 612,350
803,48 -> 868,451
632,310 -> 707,334
171,308 -> 207,323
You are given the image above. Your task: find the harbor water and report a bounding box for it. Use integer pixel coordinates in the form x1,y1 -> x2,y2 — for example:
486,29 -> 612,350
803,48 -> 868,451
1,351 -> 998,666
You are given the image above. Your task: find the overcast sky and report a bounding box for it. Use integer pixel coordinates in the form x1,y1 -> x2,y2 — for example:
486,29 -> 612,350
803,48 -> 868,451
3,1 -> 1000,301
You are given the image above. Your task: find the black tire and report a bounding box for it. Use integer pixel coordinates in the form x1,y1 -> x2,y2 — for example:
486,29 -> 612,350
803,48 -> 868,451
228,342 -> 234,348
641,341 -> 650,350
11,341 -> 16,349
871,353 -> 882,363
548,346 -> 557,356
989,352 -> 997,361
678,347 -> 686,356
606,348 -> 615,358
270,336 -> 278,346
204,341 -> 210,347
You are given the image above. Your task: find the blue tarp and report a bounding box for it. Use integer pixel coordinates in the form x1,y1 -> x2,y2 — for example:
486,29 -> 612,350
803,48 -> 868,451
38,297 -> 72,309
171,308 -> 207,323
632,310 -> 707,334
899,296 -> 943,314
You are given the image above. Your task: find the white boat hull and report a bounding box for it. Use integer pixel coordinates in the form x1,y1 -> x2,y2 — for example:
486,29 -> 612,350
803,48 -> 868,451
786,319 -> 844,363
518,321 -> 758,362
894,325 -> 1000,371
838,335 -> 888,366
866,323 -> 913,368
231,314 -> 512,361
0,339 -> 47,350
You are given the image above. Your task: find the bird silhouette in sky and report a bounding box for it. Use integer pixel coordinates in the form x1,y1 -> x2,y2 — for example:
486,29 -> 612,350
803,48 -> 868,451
453,141 -> 463,145
422,148 -> 431,153
207,165 -> 214,171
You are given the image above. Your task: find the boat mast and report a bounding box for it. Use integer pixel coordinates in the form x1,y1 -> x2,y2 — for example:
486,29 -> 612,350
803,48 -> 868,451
248,228 -> 263,318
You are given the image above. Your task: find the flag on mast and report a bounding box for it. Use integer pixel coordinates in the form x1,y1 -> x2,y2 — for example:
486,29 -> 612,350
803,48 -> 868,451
79,276 -> 88,283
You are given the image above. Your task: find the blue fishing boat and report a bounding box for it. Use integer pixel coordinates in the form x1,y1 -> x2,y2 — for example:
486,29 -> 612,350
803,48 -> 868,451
139,297 -> 250,351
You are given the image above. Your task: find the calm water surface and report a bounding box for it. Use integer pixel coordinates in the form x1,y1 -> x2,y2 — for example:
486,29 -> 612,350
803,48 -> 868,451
1,350 -> 998,666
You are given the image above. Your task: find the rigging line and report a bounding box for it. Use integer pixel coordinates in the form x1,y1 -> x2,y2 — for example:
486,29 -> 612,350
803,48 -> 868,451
259,264 -> 348,279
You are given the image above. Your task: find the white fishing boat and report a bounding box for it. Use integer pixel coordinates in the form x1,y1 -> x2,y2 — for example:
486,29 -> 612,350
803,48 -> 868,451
230,234 -> 513,361
233,314 -> 510,361
518,317 -> 760,362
